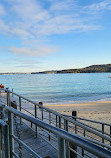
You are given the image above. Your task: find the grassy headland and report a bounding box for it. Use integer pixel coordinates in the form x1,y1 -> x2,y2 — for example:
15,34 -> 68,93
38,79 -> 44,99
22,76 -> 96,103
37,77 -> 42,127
31,64 -> 111,74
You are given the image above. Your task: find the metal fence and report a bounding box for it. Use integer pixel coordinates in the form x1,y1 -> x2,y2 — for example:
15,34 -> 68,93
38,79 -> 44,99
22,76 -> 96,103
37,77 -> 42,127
0,88 -> 111,157
0,118 -> 9,158
0,103 -> 111,158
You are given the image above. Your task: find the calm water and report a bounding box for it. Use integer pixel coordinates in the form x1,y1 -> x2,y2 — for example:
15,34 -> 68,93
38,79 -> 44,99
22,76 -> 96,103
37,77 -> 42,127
0,73 -> 111,104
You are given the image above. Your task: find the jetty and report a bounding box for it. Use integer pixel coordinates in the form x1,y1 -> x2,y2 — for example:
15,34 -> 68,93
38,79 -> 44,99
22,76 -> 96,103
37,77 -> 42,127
0,88 -> 111,158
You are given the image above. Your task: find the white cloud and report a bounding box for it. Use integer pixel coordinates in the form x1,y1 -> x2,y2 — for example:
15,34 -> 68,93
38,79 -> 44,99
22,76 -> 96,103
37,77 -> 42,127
83,0 -> 111,12
0,0 -> 110,58
0,4 -> 5,16
9,46 -> 57,56
0,0 -> 107,40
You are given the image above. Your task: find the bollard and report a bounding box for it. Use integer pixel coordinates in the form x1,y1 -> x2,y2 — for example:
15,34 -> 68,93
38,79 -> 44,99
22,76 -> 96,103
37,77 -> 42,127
39,102 -> 43,107
39,102 -> 43,120
72,111 -> 77,134
11,101 -> 17,109
72,111 -> 77,120
70,111 -> 77,158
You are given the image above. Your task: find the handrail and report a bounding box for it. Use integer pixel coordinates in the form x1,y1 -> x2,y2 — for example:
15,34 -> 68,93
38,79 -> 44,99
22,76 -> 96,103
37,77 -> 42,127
63,114 -> 111,126
2,89 -> 111,126
5,106 -> 111,158
0,119 -> 9,158
0,119 -> 7,127
3,89 -> 111,144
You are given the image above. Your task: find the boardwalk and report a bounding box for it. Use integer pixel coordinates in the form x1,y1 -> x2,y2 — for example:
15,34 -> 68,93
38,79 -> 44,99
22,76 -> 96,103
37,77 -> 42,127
0,89 -> 111,158
14,123 -> 58,158
0,92 -> 58,158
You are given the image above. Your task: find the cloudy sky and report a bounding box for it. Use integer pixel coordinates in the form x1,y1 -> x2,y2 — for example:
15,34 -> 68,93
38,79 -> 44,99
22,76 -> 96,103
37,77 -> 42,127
0,0 -> 111,73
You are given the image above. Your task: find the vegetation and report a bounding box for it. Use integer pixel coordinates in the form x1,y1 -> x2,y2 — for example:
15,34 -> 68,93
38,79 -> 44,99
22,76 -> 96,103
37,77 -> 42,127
31,64 -> 111,74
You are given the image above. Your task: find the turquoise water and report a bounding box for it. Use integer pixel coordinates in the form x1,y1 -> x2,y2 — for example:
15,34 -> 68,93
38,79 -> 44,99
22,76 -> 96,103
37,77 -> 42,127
0,73 -> 111,104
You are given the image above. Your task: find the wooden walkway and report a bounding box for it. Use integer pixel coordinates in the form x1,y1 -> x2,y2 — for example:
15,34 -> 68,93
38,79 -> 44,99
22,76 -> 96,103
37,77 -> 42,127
0,93 -> 58,158
14,122 -> 58,158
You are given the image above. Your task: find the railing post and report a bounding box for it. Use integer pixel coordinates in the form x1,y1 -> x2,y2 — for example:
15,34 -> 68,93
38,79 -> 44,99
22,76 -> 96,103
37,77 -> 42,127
0,104 -> 9,158
82,129 -> 86,156
7,91 -> 9,106
39,102 -> 43,120
71,111 -> 77,158
49,112 -> 51,141
35,104 -> 38,138
12,88 -> 13,97
19,97 -> 22,124
56,115 -> 58,127
8,112 -> 14,158
58,136 -> 65,158
0,104 -> 5,121
64,120 -> 70,158
59,117 -> 61,128
2,123 -> 9,158
102,124 -> 104,143
110,126 -> 111,146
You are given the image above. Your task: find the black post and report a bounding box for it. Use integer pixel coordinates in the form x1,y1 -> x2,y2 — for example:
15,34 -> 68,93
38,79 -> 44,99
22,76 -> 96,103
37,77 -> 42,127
72,111 -> 77,120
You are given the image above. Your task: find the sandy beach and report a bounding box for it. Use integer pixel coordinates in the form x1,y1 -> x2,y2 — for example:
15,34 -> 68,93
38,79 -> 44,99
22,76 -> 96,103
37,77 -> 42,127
45,100 -> 111,124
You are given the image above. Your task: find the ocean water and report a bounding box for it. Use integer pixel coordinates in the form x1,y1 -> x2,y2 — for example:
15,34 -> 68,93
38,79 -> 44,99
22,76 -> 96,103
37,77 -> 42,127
0,73 -> 111,104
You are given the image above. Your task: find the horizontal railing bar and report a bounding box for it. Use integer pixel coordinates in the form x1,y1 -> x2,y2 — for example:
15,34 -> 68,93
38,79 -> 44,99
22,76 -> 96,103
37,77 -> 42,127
69,147 -> 84,158
4,89 -> 64,116
12,135 -> 42,158
83,153 -> 92,158
65,119 -> 111,142
85,136 -> 111,150
0,119 -> 7,127
21,107 -> 35,116
12,152 -> 19,158
5,106 -> 111,158
76,120 -> 110,137
64,114 -> 111,126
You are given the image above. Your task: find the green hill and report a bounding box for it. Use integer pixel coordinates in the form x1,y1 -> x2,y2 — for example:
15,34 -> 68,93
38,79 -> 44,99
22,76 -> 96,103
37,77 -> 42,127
31,64 -> 111,74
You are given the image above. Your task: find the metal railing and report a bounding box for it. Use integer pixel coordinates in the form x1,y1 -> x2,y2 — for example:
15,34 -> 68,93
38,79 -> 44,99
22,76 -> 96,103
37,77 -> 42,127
64,114 -> 111,137
0,118 -> 9,158
1,88 -> 111,157
0,103 -> 111,158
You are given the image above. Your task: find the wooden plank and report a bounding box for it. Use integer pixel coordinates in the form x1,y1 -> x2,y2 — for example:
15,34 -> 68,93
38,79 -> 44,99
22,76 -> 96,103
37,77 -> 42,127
14,122 -> 58,158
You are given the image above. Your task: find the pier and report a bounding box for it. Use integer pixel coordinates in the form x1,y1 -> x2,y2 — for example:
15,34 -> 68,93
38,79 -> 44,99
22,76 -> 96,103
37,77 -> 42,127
0,88 -> 111,158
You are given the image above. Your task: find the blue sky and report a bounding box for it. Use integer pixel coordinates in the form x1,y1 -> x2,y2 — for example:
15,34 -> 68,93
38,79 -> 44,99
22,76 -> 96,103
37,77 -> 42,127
0,0 -> 111,73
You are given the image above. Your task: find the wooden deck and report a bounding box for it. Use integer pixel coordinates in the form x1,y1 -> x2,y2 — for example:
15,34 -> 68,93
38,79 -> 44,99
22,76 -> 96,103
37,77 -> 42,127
0,92 -> 58,158
14,122 -> 58,158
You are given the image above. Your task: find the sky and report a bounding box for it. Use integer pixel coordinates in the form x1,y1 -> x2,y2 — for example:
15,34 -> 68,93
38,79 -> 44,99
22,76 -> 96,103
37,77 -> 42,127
0,0 -> 111,73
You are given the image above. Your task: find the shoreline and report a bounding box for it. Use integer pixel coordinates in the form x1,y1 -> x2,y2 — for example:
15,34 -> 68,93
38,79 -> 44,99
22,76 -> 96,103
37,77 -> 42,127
45,100 -> 111,106
44,97 -> 111,106
45,100 -> 111,123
